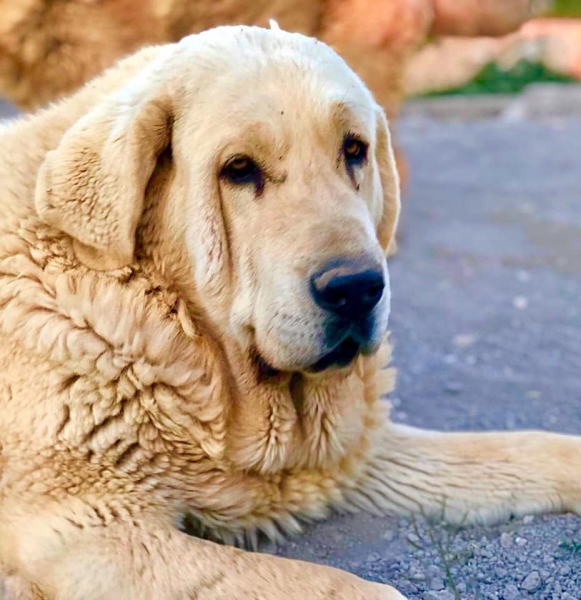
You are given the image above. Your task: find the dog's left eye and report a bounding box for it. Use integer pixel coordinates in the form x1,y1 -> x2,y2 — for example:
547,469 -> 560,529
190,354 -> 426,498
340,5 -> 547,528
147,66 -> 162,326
342,136 -> 368,168
221,156 -> 263,188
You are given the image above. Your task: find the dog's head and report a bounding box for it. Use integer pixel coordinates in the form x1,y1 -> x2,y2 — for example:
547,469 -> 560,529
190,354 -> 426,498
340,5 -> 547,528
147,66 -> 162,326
35,25 -> 400,377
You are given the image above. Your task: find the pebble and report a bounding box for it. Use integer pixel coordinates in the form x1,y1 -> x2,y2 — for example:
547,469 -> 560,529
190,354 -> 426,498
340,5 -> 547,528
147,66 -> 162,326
422,592 -> 454,600
366,552 -> 382,564
521,571 -> 542,592
453,333 -> 478,348
382,529 -> 396,542
428,577 -> 444,591
502,583 -> 520,600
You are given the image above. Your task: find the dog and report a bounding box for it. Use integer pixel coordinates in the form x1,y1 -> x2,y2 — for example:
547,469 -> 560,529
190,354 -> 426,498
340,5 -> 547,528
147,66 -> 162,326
1,25 -> 579,600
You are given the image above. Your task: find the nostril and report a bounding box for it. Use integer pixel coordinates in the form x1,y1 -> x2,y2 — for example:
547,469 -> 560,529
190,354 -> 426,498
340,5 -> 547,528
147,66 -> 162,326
363,278 -> 384,307
322,286 -> 349,310
311,260 -> 385,318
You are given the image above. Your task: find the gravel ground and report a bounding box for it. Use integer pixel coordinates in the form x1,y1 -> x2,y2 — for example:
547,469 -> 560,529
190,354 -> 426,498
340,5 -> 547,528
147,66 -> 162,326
275,115 -> 581,599
1,101 -> 580,598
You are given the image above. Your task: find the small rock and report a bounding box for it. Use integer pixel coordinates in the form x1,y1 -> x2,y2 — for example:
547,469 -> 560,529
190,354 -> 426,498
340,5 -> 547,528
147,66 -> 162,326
521,571 -> 542,593
516,537 -> 527,547
365,552 -> 381,564
513,296 -> 529,310
495,566 -> 508,578
382,529 -> 395,541
502,584 -> 521,600
428,577 -> 444,591
522,515 -> 535,525
500,532 -> 513,548
423,592 -> 454,600
453,333 -> 478,348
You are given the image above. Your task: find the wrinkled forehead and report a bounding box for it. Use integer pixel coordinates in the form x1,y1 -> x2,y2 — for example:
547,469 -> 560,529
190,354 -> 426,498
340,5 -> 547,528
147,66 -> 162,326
172,29 -> 378,145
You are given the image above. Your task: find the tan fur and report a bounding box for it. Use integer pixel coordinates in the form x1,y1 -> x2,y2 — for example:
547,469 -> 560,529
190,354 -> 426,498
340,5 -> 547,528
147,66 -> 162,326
1,26 -> 580,600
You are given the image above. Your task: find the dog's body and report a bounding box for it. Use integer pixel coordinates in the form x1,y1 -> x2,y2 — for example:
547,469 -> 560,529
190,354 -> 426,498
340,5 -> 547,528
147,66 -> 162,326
0,26 -> 580,600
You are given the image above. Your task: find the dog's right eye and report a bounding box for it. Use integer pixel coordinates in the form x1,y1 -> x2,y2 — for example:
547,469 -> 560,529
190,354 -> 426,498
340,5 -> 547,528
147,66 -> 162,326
221,156 -> 263,188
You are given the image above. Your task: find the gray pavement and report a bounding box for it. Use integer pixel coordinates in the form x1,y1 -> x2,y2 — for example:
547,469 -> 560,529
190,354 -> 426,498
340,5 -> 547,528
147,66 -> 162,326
1,99 -> 580,598
278,114 -> 581,598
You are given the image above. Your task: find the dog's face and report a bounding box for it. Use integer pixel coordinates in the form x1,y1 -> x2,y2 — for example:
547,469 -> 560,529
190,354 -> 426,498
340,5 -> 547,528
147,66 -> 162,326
35,26 -> 400,376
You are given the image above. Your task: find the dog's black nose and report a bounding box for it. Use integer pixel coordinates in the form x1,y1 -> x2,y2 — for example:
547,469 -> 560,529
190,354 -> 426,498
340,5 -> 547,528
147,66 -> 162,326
310,259 -> 385,319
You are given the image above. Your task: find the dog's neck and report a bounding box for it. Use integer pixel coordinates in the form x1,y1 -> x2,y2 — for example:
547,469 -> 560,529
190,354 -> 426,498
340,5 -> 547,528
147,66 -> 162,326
0,164 -> 389,483
132,254 -> 379,474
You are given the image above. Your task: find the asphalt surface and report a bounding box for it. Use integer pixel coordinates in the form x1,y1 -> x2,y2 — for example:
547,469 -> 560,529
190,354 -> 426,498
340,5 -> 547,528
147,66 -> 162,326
277,114 -> 581,598
1,100 -> 580,598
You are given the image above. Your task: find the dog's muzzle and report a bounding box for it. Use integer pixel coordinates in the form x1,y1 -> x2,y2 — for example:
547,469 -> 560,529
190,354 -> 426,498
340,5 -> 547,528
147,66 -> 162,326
308,256 -> 385,372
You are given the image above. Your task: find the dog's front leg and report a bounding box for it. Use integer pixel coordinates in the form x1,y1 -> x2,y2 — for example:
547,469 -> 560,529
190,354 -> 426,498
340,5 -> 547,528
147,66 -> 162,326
345,422 -> 581,524
7,516 -> 405,600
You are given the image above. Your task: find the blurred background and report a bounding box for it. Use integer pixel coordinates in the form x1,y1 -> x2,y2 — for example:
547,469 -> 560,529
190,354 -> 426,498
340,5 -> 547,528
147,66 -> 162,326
2,0 -> 581,120
1,1 -> 580,599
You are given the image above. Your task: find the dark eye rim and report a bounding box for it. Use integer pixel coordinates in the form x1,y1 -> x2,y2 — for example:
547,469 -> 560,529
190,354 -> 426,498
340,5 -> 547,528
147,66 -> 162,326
220,155 -> 263,186
342,134 -> 368,167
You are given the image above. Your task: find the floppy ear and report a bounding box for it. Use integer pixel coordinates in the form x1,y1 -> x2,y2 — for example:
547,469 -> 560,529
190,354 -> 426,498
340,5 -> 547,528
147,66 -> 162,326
35,94 -> 172,270
374,109 -> 401,256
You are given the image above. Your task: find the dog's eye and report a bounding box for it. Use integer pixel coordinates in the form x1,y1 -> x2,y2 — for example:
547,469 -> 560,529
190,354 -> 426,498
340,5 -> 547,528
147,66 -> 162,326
221,156 -> 263,187
342,136 -> 368,168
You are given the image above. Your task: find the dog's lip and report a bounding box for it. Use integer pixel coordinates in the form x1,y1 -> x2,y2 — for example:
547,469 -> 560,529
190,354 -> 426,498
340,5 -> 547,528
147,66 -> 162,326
251,337 -> 365,381
305,336 -> 361,373
250,346 -> 286,382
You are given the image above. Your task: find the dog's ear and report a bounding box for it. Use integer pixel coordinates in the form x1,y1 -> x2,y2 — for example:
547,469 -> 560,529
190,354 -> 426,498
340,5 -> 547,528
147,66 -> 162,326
35,93 -> 172,270
374,109 -> 401,256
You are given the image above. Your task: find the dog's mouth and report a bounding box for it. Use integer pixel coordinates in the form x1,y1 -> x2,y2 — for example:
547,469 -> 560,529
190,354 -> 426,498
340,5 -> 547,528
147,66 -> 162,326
305,336 -> 361,373
252,336 -> 363,382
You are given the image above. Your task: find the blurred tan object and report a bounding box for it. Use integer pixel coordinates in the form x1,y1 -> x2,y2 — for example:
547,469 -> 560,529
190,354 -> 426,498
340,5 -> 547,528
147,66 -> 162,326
0,0 -> 535,195
0,0 -> 319,110
406,16 -> 581,97
0,0 -> 537,112
405,35 -> 520,96
431,0 -> 542,37
520,18 -> 581,78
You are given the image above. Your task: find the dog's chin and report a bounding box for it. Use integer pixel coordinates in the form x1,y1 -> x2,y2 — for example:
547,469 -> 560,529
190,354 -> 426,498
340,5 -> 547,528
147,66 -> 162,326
304,336 -> 362,373
252,336 -> 378,382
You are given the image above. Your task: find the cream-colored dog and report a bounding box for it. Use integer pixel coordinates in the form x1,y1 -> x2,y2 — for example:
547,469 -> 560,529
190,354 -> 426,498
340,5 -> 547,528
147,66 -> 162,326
0,25 -> 579,600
